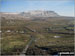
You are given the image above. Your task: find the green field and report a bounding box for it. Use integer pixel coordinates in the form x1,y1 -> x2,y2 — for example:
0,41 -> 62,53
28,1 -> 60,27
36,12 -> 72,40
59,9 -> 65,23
1,17 -> 74,55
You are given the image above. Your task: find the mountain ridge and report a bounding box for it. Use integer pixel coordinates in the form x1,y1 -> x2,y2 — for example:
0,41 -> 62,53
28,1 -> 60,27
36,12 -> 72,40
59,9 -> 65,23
20,10 -> 59,17
0,10 -> 74,20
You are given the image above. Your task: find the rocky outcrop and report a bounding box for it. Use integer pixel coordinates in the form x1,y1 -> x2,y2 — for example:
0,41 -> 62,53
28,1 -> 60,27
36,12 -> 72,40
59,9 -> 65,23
20,10 -> 59,17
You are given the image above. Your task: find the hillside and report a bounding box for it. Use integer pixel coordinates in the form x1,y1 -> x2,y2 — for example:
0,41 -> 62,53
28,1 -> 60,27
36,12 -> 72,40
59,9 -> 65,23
1,11 -> 74,55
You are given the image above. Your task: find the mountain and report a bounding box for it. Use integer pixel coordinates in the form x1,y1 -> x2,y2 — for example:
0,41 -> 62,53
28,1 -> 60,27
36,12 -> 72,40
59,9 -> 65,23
0,10 -> 74,20
20,10 -> 59,17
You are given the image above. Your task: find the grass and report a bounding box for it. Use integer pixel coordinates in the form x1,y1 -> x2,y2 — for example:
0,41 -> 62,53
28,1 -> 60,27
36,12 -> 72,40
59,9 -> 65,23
1,17 -> 74,54
1,33 -> 31,54
35,33 -> 74,47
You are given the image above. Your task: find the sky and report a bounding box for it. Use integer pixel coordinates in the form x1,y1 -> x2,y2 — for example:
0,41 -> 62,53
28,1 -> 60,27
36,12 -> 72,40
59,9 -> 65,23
0,0 -> 74,16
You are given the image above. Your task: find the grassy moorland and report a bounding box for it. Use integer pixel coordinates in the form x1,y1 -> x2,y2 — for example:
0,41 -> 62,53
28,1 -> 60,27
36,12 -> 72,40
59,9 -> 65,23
1,17 -> 74,55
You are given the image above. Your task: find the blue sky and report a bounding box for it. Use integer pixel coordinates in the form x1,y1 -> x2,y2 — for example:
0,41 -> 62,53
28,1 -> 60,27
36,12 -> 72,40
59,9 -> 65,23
0,0 -> 74,16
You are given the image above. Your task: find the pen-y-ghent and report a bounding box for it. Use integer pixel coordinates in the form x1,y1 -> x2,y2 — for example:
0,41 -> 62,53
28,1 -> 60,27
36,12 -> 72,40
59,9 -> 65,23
0,10 -> 74,55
